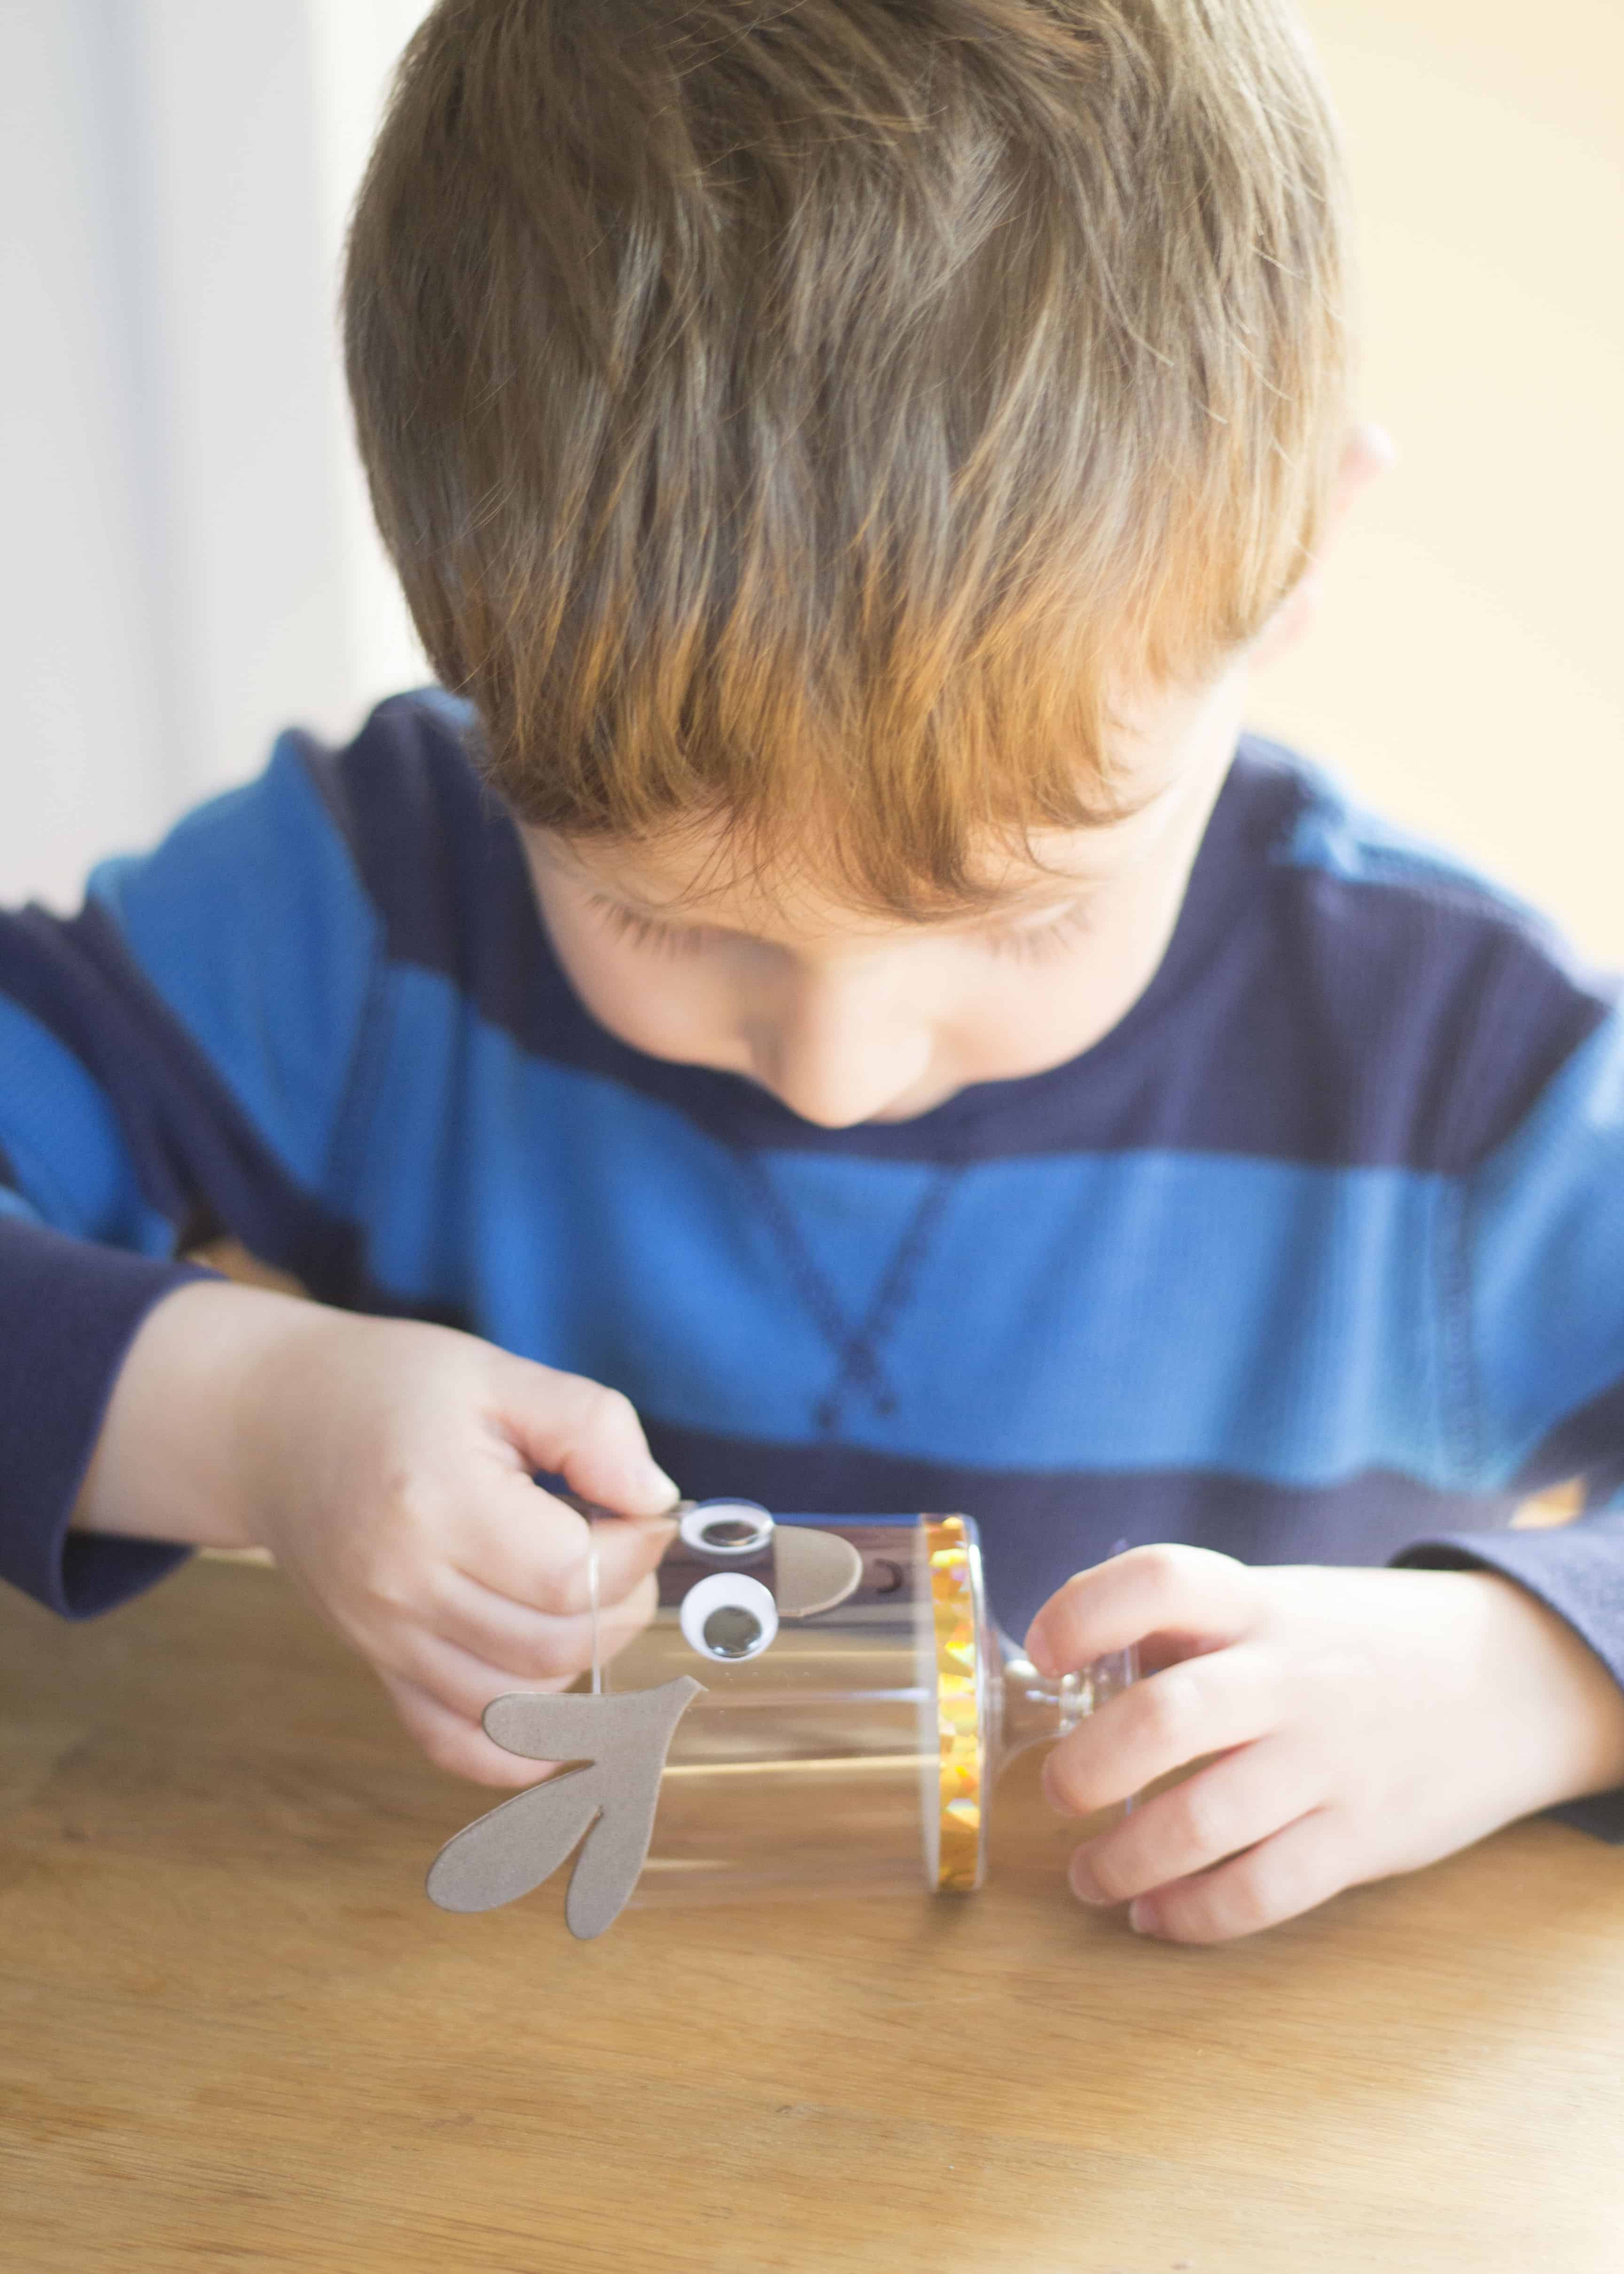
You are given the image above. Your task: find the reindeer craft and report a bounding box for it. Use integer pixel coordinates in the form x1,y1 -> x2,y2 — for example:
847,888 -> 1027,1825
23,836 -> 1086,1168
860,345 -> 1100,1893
426,1503 -> 1136,1938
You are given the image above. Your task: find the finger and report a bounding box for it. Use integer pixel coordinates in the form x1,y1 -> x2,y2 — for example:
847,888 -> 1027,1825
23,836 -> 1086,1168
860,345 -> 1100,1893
376,1621 -> 578,1725
455,1484 -> 674,1615
430,1566 -> 659,1682
1064,1731 -> 1318,1907
1025,1544 -> 1259,1680
379,1669 -> 561,1789
1126,1807 -> 1351,1945
492,1357 -> 679,1520
395,1579 -> 668,1717
1042,1641 -> 1282,1816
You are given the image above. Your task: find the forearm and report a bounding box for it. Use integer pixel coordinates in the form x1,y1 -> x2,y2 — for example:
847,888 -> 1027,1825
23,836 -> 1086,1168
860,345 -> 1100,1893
0,1216 -> 220,1614
1466,1568 -> 1624,1813
72,1278 -> 338,1550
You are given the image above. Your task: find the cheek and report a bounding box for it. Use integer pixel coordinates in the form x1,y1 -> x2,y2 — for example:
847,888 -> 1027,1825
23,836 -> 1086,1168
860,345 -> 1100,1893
943,921 -> 1169,1078
956,971 -> 1103,1065
551,925 -> 741,1063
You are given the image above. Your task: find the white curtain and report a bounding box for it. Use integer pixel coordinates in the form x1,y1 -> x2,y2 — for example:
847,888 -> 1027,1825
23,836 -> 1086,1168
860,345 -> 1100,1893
0,0 -> 429,907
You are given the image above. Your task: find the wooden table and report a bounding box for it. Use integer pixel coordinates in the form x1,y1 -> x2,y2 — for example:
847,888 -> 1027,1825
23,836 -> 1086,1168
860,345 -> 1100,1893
3,1557 -> 1621,2272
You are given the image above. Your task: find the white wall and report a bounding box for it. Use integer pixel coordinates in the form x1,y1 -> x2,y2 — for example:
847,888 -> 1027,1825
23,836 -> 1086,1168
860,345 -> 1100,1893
0,0 -> 427,910
1255,0 -> 1624,961
1,0 -> 1621,958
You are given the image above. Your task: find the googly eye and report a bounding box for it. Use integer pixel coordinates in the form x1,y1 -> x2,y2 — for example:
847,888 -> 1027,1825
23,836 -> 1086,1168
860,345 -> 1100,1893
679,1571 -> 779,1663
679,1500 -> 775,1559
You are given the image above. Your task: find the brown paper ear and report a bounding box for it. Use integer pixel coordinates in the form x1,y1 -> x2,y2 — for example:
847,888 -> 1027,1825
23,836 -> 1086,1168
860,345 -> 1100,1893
774,1525 -> 864,1619
425,1677 -> 703,1938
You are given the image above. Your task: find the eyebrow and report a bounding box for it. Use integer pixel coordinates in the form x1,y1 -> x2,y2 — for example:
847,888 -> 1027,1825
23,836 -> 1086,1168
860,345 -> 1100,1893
588,878 -> 1101,935
572,772 -> 1170,933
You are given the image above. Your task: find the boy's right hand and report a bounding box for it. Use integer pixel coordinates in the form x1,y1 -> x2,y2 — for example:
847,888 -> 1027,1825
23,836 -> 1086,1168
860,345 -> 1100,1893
74,1281 -> 680,1784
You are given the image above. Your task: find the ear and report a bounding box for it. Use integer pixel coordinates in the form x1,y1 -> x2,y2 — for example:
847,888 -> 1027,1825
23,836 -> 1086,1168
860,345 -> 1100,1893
774,1525 -> 864,1618
1250,422 -> 1396,671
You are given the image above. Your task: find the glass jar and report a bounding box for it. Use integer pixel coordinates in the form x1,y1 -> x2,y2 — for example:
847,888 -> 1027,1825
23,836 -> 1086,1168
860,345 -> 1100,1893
611,1505 -> 1136,1908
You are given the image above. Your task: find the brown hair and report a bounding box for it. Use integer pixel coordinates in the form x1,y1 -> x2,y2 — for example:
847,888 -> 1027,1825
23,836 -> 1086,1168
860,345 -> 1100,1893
343,0 -> 1351,911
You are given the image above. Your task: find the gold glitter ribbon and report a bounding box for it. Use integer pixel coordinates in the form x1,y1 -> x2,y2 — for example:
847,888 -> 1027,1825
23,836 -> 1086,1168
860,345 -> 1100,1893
925,1514 -> 984,1891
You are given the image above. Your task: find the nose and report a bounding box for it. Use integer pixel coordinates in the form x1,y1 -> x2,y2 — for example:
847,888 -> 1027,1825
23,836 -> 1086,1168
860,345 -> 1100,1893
750,964 -> 933,1128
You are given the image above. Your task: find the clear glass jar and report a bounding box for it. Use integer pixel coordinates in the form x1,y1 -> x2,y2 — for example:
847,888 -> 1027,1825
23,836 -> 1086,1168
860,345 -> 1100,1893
609,1506 -> 1136,1909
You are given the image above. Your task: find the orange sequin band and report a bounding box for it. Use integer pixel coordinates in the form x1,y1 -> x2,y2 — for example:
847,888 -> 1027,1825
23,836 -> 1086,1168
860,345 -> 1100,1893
925,1514 -> 985,1892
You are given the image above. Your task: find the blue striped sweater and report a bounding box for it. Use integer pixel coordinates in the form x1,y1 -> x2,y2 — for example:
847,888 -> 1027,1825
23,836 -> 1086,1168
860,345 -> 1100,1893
5,690 -> 1624,1832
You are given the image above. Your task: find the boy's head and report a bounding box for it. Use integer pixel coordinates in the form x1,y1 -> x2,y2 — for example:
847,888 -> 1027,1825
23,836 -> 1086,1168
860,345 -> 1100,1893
344,0 -> 1379,1125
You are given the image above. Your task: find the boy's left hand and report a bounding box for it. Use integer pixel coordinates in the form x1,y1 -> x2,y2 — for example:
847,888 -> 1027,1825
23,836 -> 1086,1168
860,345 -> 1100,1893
1026,1545 -> 1624,1944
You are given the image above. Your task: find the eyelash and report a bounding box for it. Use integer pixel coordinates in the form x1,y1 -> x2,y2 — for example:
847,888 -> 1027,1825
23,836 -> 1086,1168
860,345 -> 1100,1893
982,908 -> 1093,963
586,895 -> 1092,962
588,898 -> 712,958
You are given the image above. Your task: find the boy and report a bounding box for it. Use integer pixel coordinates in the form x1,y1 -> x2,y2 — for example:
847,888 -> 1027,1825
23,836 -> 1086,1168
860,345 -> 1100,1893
4,0 -> 1624,1946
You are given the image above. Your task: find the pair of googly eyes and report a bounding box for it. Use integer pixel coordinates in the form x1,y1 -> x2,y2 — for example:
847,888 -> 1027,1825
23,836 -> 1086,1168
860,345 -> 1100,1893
677,1501 -> 778,1664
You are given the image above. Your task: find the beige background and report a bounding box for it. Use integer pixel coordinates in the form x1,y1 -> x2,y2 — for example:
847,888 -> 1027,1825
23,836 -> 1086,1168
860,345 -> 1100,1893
1,0 -> 1620,955
1252,0 -> 1623,959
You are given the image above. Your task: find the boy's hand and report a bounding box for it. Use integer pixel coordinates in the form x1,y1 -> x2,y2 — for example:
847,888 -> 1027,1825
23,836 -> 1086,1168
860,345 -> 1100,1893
76,1282 -> 680,1785
1026,1545 -> 1624,1944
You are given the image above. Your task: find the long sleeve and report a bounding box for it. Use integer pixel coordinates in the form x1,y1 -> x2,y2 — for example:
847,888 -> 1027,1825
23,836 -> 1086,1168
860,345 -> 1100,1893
1394,1008 -> 1624,1836
0,718 -> 394,1616
0,1192 -> 205,1615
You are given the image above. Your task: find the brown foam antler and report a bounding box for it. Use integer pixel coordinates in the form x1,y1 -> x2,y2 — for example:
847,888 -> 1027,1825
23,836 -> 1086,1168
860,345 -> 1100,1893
425,1677 -> 703,1939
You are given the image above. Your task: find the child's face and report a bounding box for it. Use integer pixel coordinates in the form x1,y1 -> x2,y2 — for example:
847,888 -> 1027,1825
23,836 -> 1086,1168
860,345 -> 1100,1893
521,425 -> 1390,1127
520,651 -> 1252,1128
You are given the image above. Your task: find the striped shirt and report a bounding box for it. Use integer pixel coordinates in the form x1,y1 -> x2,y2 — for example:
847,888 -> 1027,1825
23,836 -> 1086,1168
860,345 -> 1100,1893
4,690 -> 1623,1832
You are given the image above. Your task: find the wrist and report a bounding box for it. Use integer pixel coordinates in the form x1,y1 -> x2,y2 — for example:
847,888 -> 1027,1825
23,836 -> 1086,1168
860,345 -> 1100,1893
1469,1570 -> 1624,1811
72,1278 -> 337,1551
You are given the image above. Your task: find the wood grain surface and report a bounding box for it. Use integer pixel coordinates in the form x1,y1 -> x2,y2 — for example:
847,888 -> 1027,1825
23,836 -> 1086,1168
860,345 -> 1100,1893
2,1555 -> 1621,2273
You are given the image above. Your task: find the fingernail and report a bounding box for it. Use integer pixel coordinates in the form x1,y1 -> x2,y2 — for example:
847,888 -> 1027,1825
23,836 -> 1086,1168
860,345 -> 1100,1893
1128,1899 -> 1158,1936
1069,1855 -> 1110,1907
639,1464 -> 681,1513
